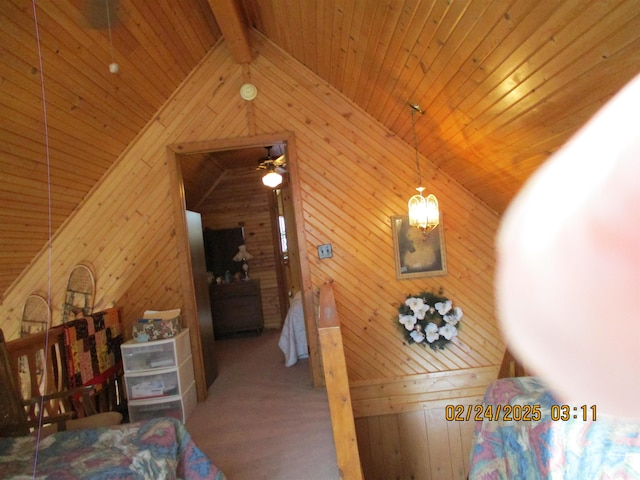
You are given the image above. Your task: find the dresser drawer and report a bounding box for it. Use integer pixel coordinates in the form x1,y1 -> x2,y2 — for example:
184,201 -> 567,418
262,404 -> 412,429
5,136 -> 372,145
210,280 -> 264,336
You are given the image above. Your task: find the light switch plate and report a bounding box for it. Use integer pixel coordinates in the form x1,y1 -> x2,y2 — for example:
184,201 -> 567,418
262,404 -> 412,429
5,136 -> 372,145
317,243 -> 333,259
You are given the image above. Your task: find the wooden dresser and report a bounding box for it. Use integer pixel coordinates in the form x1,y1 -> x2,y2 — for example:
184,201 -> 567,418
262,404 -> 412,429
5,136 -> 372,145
210,280 -> 264,337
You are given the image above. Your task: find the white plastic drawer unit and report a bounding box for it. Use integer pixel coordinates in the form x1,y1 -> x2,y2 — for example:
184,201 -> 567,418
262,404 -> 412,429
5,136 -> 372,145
125,360 -> 195,400
121,328 -> 191,373
121,328 -> 196,423
128,383 -> 197,423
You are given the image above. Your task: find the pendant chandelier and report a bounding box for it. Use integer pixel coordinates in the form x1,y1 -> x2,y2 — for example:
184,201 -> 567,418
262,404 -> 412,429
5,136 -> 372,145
407,103 -> 439,232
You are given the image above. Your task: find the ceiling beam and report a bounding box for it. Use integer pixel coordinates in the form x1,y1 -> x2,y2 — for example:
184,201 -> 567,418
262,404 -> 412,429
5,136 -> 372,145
207,0 -> 253,64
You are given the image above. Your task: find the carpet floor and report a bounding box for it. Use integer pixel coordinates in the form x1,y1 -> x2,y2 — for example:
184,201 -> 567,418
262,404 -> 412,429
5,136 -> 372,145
186,329 -> 339,479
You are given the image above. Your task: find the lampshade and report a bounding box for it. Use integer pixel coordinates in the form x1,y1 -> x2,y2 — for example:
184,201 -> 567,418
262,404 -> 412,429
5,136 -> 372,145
262,171 -> 283,188
232,244 -> 254,261
407,103 -> 439,232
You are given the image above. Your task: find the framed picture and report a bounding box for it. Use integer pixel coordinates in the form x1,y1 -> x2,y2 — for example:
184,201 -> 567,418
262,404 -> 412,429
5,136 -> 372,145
391,215 -> 447,279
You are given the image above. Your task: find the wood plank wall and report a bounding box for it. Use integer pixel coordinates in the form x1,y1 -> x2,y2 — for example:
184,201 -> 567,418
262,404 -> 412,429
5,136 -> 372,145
356,408 -> 478,480
0,40 -> 248,401
246,32 -> 505,478
0,31 -> 504,478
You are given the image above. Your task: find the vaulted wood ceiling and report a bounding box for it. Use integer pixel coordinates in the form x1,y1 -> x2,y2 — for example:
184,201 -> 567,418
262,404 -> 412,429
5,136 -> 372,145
2,0 -> 640,299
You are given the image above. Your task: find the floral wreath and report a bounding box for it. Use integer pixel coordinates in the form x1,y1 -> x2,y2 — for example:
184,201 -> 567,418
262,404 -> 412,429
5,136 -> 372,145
397,290 -> 463,350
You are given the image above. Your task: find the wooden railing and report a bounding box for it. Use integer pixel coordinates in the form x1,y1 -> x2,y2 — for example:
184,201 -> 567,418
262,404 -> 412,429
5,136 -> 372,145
318,281 -> 363,480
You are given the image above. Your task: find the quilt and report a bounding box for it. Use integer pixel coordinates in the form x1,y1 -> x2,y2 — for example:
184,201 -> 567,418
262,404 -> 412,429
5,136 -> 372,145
0,417 -> 226,479
63,308 -> 123,388
468,376 -> 640,479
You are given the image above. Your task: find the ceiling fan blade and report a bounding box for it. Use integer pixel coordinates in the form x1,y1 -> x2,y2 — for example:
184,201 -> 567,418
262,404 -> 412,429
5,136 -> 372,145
273,154 -> 286,167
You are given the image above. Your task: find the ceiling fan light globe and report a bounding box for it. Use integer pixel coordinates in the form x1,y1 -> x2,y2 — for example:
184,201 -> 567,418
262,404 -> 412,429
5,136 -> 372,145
262,171 -> 283,188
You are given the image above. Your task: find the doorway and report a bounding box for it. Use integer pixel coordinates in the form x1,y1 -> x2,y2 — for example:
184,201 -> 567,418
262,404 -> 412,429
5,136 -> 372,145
167,133 -> 322,400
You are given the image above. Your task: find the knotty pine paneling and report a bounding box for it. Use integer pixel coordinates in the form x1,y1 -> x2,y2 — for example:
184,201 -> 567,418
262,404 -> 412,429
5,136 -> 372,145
4,0 -> 640,302
356,407 -> 477,480
242,0 -> 640,216
247,31 -> 504,381
0,44 -> 246,405
1,30 -> 503,407
350,366 -> 498,418
0,0 -> 220,298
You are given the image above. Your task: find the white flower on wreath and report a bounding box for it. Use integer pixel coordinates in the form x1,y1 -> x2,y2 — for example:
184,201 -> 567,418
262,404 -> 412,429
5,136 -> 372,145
439,323 -> 458,340
444,307 -> 463,326
410,328 -> 425,343
397,291 -> 463,350
399,314 -> 417,331
405,297 -> 429,320
435,300 -> 452,316
425,322 -> 439,343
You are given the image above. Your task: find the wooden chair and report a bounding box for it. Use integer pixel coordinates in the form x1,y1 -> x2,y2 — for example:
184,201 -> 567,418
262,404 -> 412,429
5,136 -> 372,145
0,328 -> 121,438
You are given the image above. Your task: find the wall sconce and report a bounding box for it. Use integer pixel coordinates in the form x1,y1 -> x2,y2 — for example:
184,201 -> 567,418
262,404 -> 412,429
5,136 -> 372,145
407,103 -> 439,232
232,244 -> 254,280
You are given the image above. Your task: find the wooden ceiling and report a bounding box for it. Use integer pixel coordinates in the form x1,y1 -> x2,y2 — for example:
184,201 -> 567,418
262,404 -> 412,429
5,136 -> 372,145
2,0 -> 640,299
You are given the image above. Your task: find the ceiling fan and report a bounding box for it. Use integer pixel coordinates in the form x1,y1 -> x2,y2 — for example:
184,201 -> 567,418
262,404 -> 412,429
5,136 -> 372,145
256,146 -> 286,172
256,146 -> 287,187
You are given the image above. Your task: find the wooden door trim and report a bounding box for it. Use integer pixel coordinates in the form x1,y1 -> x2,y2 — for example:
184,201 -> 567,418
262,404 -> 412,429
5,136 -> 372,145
167,132 -> 323,390
166,148 -> 208,401
267,190 -> 289,325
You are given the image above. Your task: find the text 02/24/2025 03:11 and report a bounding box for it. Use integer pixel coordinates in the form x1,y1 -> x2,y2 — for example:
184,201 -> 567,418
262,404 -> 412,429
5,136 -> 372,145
444,404 -> 597,422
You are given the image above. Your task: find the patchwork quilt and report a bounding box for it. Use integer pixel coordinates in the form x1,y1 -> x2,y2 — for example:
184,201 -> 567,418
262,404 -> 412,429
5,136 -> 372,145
63,308 -> 123,388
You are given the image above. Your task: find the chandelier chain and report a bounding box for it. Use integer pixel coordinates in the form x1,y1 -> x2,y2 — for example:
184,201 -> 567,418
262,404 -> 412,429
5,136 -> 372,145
411,107 -> 422,187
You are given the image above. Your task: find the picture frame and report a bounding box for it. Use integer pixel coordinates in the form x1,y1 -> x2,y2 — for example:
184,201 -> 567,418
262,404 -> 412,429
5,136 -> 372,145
391,215 -> 447,279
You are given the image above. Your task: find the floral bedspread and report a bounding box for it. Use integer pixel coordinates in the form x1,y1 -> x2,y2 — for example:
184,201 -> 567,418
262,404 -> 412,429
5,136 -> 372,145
0,417 -> 226,480
468,376 -> 640,479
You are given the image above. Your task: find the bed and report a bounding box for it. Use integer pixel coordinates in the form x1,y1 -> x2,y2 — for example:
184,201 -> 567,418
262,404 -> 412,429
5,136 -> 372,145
468,376 -> 640,479
0,417 -> 226,479
278,292 -> 308,367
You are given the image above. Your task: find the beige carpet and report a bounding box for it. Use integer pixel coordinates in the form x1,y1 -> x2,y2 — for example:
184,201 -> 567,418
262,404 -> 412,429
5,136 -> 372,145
186,329 -> 339,479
